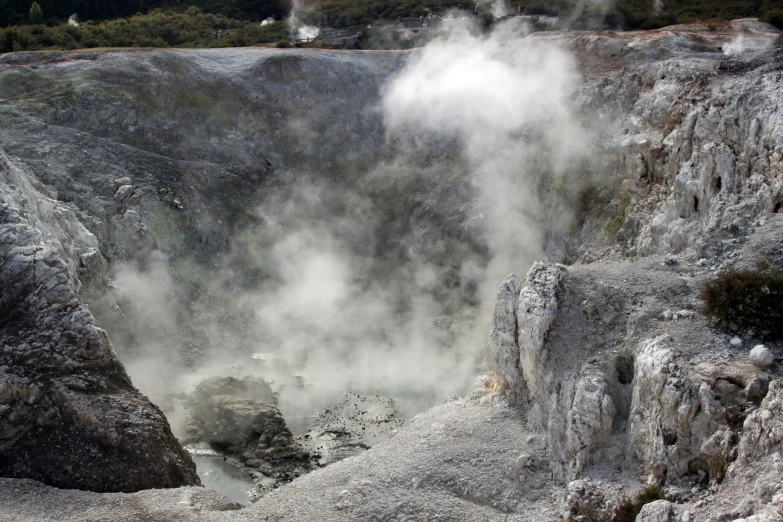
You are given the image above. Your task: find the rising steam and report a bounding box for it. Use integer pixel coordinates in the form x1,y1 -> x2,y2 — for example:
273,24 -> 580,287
383,20 -> 588,296
287,0 -> 319,41
109,18 -> 592,430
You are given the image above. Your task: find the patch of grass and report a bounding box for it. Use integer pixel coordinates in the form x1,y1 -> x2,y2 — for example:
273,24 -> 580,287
701,261 -> 783,340
149,205 -> 186,252
173,87 -> 216,116
573,184 -> 609,230
0,68 -> 77,109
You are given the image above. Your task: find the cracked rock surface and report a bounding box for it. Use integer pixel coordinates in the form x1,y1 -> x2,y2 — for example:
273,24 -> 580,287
0,155 -> 199,491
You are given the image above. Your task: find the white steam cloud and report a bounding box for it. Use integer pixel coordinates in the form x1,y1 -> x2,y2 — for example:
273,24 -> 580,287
722,34 -> 774,56
110,18 -> 593,432
288,0 -> 319,41
477,0 -> 509,19
383,20 -> 587,294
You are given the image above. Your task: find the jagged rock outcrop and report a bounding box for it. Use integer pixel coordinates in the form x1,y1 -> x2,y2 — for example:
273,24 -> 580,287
576,23 -> 783,260
564,369 -> 617,479
737,379 -> 783,463
485,217 -> 781,491
0,159 -> 199,491
486,273 -> 522,390
486,262 -> 566,397
628,336 -> 733,484
517,262 -> 568,398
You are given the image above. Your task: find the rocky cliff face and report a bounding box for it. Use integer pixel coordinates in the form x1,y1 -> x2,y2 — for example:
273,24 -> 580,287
0,152 -> 199,491
565,20 -> 783,261
483,213 -> 783,520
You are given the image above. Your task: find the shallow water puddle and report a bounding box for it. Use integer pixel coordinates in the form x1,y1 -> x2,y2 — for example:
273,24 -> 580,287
193,455 -> 254,506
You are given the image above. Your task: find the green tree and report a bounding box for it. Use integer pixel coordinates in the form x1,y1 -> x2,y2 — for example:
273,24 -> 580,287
29,1 -> 43,25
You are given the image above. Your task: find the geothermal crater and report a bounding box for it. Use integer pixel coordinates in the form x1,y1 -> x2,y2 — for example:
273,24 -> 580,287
2,18 -> 783,522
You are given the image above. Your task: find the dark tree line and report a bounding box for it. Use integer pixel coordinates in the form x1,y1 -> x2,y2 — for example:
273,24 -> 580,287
0,0 -> 291,27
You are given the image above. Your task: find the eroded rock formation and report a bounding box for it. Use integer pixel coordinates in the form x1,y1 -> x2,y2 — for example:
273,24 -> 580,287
0,154 -> 199,492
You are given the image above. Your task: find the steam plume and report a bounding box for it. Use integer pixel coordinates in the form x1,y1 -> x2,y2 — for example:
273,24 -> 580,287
110,19 -> 593,429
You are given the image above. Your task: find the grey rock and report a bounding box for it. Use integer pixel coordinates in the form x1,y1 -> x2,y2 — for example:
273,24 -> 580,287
0,189 -> 199,492
113,184 -> 134,202
486,273 -> 522,391
635,500 -> 674,522
749,345 -> 774,367
184,395 -> 298,463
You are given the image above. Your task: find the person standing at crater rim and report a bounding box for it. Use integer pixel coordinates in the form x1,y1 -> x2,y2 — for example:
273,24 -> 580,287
474,4 -> 479,17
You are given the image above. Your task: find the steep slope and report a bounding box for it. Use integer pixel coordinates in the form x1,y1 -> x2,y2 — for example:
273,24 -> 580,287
0,151 -> 200,491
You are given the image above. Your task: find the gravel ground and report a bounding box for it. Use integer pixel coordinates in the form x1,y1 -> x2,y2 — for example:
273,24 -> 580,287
0,399 -> 562,522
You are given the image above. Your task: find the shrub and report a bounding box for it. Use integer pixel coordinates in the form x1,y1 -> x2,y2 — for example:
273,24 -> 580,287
275,40 -> 292,48
29,2 -> 44,25
701,261 -> 783,340
763,10 -> 783,29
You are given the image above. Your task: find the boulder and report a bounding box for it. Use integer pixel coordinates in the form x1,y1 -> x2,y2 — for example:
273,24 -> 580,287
749,345 -> 775,367
185,394 -> 298,462
635,500 -> 674,522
